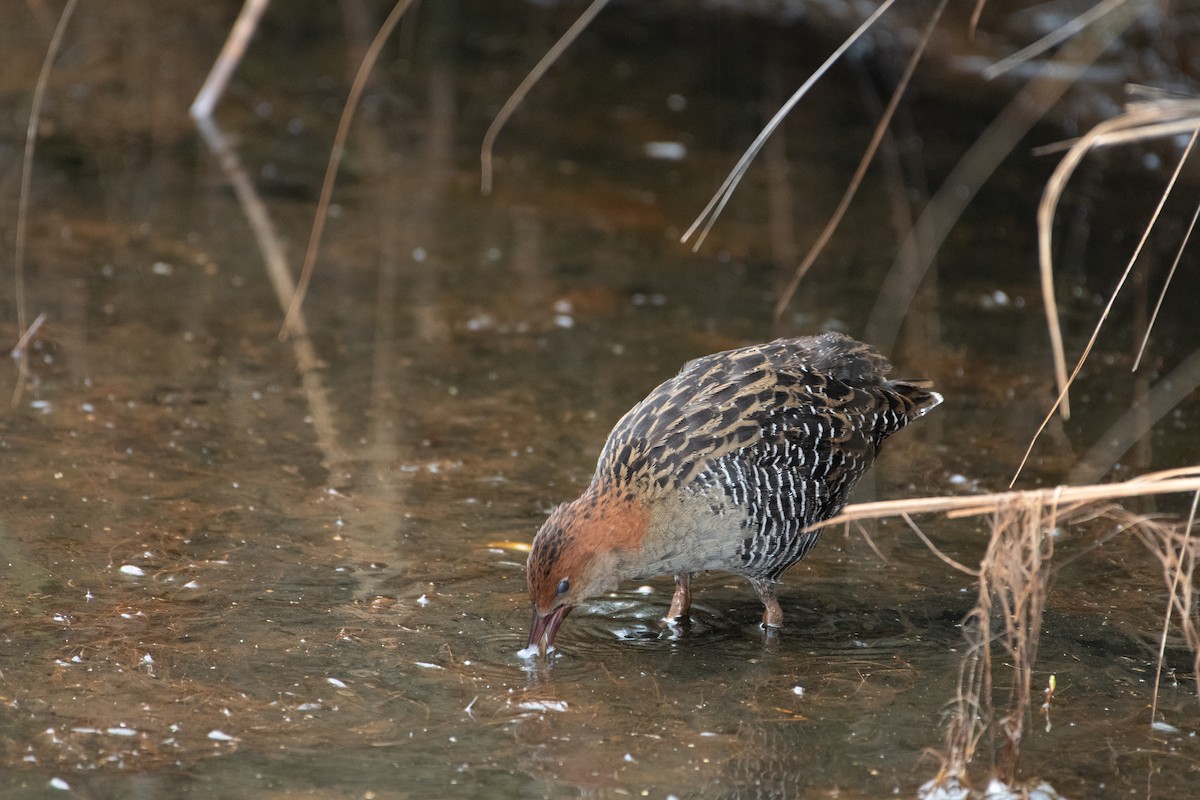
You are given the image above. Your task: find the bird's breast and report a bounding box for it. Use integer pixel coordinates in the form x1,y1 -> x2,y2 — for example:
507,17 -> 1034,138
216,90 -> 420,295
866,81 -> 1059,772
624,484 -> 748,579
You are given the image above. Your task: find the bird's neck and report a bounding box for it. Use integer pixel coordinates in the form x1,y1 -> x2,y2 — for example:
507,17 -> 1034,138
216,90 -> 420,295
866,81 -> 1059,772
572,485 -> 650,552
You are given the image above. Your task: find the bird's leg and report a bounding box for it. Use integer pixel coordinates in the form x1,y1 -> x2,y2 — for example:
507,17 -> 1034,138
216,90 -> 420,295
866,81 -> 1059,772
666,572 -> 692,621
750,578 -> 784,628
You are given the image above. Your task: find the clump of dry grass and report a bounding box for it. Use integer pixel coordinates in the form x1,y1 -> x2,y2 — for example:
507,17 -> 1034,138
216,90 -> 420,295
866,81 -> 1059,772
822,468 -> 1200,792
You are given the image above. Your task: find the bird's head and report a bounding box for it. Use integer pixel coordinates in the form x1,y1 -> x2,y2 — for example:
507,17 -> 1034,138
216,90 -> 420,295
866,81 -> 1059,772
526,494 -> 641,655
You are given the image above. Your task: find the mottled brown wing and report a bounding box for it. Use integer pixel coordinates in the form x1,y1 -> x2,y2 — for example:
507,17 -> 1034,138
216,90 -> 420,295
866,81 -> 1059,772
595,334 -> 895,496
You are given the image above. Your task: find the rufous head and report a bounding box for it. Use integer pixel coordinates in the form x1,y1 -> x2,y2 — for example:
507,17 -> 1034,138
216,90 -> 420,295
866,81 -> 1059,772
526,499 -> 625,655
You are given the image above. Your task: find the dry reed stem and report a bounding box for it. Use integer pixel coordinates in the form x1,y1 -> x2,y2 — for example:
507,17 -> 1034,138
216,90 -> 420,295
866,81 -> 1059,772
11,0 -> 78,408
983,0 -> 1132,80
189,0 -> 270,120
1016,109 -> 1200,482
1139,491 -> 1200,716
480,0 -> 611,196
280,0 -> 416,339
928,497 -> 1058,785
772,0 -> 946,324
1135,196 -> 1200,370
968,0 -> 988,38
681,0 -> 898,251
816,467 -> 1200,530
991,497 -> 1055,781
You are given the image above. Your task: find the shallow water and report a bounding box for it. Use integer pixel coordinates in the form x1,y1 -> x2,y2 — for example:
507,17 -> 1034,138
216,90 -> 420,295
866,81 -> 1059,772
2,1 -> 1199,798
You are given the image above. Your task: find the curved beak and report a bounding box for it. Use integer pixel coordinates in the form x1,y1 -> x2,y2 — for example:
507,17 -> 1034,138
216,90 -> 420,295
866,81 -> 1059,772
528,605 -> 572,656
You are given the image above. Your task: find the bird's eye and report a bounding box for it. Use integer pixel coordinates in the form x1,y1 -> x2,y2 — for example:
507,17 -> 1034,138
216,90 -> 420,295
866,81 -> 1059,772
555,578 -> 570,595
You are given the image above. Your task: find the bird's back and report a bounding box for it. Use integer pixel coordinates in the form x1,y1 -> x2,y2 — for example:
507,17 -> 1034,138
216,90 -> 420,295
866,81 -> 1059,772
594,333 -> 941,578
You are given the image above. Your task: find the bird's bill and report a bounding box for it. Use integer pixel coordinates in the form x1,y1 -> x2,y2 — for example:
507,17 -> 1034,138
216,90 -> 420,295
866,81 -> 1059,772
528,605 -> 572,656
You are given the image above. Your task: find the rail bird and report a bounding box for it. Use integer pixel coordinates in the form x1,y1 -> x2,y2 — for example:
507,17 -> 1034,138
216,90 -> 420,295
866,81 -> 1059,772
526,333 -> 941,653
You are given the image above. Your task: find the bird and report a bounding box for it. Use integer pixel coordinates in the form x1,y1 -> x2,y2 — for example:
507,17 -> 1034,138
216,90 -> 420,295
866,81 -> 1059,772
526,332 -> 942,654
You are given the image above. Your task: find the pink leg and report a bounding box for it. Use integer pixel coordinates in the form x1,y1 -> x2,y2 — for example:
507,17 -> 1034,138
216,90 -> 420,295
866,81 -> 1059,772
667,573 -> 691,621
750,578 -> 784,628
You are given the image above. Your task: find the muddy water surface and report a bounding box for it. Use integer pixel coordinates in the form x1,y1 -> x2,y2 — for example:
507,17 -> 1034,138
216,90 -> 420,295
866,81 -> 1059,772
2,2 -> 1199,798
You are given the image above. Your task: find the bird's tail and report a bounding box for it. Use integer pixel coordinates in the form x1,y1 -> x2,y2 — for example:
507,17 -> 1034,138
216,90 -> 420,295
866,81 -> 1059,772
887,379 -> 943,419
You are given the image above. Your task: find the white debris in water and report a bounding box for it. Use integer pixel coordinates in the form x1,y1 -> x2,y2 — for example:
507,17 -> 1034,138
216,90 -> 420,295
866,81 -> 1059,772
947,473 -> 969,485
517,643 -> 549,660
152,261 -> 174,276
792,686 -> 804,696
635,585 -> 654,594
518,700 -> 568,713
49,777 -> 70,791
984,779 -> 1019,799
416,594 -> 430,607
141,654 -> 153,664
118,564 -> 145,577
918,777 -> 969,800
972,779 -> 1066,800
1152,720 -> 1180,733
623,752 -> 634,762
183,580 -> 200,589
207,730 -> 237,742
105,726 -> 137,737
414,662 -> 443,670
643,141 -> 687,160
326,677 -> 347,688
979,289 -> 1009,309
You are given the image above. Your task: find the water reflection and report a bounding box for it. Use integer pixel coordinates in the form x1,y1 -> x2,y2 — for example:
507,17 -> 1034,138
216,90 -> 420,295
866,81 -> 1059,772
2,0 -> 1199,798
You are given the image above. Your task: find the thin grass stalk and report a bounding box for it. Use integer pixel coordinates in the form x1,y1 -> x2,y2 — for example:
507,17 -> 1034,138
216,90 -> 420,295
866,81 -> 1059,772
1134,197 -> 1200,370
983,0 -> 1132,80
189,0 -> 271,120
816,468 -> 1200,529
681,0 -> 898,251
772,0 -> 946,324
1146,490 -> 1200,716
969,0 -> 988,37
1016,107 -> 1200,483
480,0 -> 611,196
11,0 -> 79,407
280,0 -> 416,340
